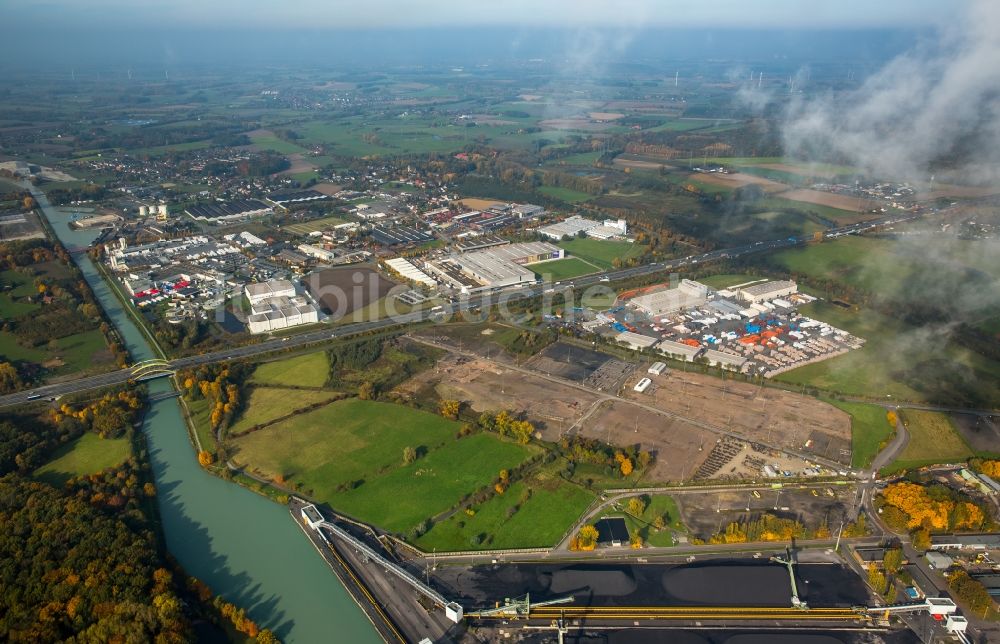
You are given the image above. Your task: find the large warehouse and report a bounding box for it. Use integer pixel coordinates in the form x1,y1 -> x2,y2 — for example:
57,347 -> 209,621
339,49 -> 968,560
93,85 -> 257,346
630,280 -> 709,317
185,199 -> 272,223
738,280 -> 798,304
424,241 -> 563,293
245,279 -> 296,305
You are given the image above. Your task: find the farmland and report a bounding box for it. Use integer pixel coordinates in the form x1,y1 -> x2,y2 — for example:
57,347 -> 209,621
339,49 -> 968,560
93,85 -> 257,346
228,387 -> 340,435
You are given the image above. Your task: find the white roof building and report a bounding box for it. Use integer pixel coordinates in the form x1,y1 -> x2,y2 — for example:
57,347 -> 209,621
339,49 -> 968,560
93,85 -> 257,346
630,280 -> 709,317
615,331 -> 659,351
245,279 -> 296,305
657,339 -> 704,362
738,280 -> 798,304
385,257 -> 437,287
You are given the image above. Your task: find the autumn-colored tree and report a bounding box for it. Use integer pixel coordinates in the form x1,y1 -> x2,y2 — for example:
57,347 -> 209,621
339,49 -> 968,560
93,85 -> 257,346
197,451 -> 215,467
256,629 -> 280,644
494,483 -> 506,495
867,567 -> 889,595
439,399 -> 461,420
499,469 -> 509,484
403,446 -> 417,464
22,196 -> 36,210
0,361 -> 22,393
911,527 -> 931,551
620,458 -> 634,477
627,496 -> 647,516
577,524 -> 599,550
630,535 -> 643,549
883,547 -> 903,574
886,410 -> 898,426
358,381 -> 375,400
653,515 -> 667,531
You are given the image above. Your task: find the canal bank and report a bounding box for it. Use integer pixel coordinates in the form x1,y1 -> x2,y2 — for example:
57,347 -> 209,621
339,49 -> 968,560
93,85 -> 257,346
28,185 -> 380,643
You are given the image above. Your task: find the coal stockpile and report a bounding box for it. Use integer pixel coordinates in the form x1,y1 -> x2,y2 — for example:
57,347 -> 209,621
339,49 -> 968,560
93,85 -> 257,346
437,560 -> 868,610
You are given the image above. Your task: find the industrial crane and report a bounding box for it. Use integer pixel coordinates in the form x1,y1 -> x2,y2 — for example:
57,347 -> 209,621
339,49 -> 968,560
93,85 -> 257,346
770,547 -> 808,610
466,593 -> 575,619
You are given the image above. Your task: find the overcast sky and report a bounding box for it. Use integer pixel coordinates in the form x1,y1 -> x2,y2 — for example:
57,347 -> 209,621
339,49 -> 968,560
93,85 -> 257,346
6,0 -> 958,30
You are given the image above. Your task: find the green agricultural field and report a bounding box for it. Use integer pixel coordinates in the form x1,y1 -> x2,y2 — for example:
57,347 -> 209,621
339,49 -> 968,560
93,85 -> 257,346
252,351 -> 330,387
537,186 -> 594,203
649,119 -> 726,132
415,463 -> 595,551
229,387 -> 340,435
231,398 -> 461,499
532,257 -> 600,281
249,132 -> 308,155
557,237 -> 644,269
888,410 -> 974,472
328,433 -> 538,534
34,433 -> 131,487
827,400 -> 895,469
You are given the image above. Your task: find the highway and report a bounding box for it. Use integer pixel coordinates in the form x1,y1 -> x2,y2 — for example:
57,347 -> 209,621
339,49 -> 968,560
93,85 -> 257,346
0,210 -> 919,409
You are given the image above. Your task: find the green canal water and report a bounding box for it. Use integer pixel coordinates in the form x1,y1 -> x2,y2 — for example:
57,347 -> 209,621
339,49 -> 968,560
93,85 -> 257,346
35,189 -> 379,643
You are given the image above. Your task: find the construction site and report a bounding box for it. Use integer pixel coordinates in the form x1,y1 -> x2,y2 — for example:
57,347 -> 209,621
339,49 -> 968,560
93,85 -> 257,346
400,331 -> 854,481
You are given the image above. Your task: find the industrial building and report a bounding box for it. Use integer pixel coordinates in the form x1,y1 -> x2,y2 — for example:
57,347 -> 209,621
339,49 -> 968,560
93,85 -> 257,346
656,339 -> 704,362
737,280 -> 798,304
616,331 -> 659,351
247,295 -> 319,334
185,199 -> 272,223
630,280 -> 709,317
633,377 -> 652,393
384,257 -> 436,287
297,243 -> 338,262
648,361 -> 667,375
930,534 -> 1000,551
537,215 -> 628,241
370,225 -> 434,246
704,349 -> 748,371
423,242 -> 562,293
245,279 -> 296,306
267,190 -> 331,208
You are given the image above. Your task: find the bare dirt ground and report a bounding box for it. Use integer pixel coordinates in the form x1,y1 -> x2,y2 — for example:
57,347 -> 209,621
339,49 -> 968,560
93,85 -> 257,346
401,353 -> 601,437
677,487 -> 856,540
622,367 -> 852,466
457,197 -> 505,210
691,172 -> 788,193
311,182 -> 343,196
779,188 -> 880,212
584,401 -> 716,482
